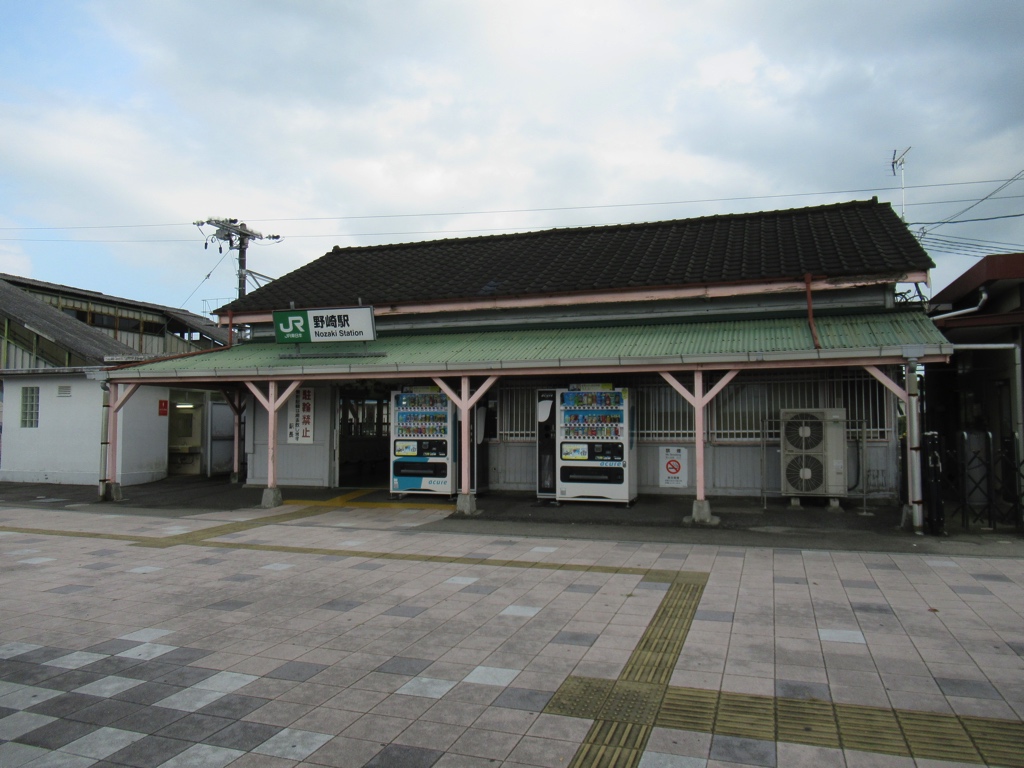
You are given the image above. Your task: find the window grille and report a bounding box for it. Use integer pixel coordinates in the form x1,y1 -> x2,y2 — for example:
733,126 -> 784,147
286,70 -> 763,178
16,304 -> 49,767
21,386 -> 40,428
57,385 -> 72,397
497,384 -> 537,442
710,370 -> 893,441
634,383 -> 695,441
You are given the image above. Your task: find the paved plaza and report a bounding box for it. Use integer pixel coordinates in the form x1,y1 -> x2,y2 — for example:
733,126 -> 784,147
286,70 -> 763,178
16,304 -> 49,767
0,489 -> 1022,767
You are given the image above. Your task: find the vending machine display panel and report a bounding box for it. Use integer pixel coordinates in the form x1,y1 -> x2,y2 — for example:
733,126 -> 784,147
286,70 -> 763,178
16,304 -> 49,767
555,386 -> 637,504
390,390 -> 455,495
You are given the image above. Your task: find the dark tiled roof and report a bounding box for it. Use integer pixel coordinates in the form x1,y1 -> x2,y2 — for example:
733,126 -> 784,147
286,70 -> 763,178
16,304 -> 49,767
220,199 -> 934,314
0,279 -> 138,364
0,273 -> 231,345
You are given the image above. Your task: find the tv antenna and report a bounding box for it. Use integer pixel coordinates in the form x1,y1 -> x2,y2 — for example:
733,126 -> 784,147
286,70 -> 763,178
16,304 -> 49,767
194,218 -> 280,300
891,147 -> 911,220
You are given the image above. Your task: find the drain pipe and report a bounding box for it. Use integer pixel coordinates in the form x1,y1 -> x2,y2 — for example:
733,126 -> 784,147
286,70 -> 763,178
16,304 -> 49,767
931,286 -> 988,321
950,342 -> 1024,471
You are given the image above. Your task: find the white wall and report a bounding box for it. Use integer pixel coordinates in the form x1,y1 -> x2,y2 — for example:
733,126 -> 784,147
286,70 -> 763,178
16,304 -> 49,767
0,375 -> 103,484
0,375 -> 169,486
117,385 -> 170,485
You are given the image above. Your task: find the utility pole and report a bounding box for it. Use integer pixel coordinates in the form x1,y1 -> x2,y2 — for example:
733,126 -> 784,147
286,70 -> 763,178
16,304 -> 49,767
194,218 -> 280,300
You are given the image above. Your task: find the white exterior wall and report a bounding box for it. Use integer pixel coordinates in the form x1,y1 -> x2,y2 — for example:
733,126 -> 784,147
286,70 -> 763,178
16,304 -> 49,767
246,386 -> 334,487
0,375 -> 101,484
0,375 -> 169,486
117,385 -> 170,485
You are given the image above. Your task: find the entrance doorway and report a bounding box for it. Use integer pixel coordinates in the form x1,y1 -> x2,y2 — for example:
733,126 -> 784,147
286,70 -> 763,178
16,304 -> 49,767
336,389 -> 390,487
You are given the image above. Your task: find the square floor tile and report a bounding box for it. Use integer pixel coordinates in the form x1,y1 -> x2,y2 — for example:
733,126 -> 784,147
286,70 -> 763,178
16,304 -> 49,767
461,584 -> 497,595
116,643 -> 177,661
445,576 -> 478,585
128,566 -> 162,574
694,610 -> 734,622
206,600 -> 252,611
13,717 -> 97,750
261,563 -> 294,571
62,725 -> 146,758
935,677 -> 1001,700
73,676 -> 144,698
65,698 -> 145,726
265,661 -> 328,682
0,645 -> 42,660
710,734 -> 776,767
565,584 -> 601,594
252,727 -> 333,760
158,743 -> 245,768
156,712 -> 234,742
376,657 -> 433,676
320,598 -> 362,611
156,688 -> 227,713
196,694 -> 269,720
500,605 -> 541,617
552,631 -> 598,647
204,720 -> 282,751
491,688 -> 552,712
396,678 -> 458,699
83,640 -> 143,656
818,629 -> 865,644
194,672 -> 258,693
45,653 -> 108,671
105,733 -> 192,767
26,693 -> 103,719
0,711 -> 56,739
364,743 -> 444,767
0,686 -> 64,711
119,629 -> 172,643
385,605 -> 426,618
463,667 -> 520,687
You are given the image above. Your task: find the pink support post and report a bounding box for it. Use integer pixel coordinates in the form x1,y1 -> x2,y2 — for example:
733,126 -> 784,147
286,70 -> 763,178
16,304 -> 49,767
267,380 -> 278,489
461,377 -> 471,495
693,371 -> 705,502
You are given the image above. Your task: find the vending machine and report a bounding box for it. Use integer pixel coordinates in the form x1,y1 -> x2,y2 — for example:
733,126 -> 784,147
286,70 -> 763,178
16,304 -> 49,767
390,388 -> 456,495
555,386 -> 637,504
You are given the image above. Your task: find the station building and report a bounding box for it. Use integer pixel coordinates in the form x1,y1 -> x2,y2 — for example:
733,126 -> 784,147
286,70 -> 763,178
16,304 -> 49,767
98,200 -> 951,524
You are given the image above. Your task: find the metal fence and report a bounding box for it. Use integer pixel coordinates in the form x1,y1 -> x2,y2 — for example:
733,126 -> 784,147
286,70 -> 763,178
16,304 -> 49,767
922,430 -> 1024,534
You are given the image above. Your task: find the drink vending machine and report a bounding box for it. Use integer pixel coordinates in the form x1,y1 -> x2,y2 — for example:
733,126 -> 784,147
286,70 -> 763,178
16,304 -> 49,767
555,387 -> 637,504
390,389 -> 455,495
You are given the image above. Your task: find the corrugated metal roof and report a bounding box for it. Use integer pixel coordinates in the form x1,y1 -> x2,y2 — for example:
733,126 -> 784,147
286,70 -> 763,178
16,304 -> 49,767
109,310 -> 950,381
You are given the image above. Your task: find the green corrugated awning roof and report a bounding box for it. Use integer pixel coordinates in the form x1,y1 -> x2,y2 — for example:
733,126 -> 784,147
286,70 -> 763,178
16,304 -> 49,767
107,310 -> 951,381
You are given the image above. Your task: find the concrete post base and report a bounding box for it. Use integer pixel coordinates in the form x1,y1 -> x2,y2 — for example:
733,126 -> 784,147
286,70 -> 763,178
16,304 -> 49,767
262,487 -> 283,508
456,493 -> 478,516
685,499 -> 720,526
99,482 -> 122,502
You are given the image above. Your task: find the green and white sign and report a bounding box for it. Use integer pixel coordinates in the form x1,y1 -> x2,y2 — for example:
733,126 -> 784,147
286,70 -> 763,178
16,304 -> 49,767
273,307 -> 376,343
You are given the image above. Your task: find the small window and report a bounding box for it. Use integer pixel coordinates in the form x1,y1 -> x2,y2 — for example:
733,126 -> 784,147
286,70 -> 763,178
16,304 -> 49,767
57,385 -> 72,397
21,386 -> 40,428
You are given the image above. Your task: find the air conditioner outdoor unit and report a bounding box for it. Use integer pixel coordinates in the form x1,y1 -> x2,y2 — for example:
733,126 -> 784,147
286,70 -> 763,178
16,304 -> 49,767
780,409 -> 847,498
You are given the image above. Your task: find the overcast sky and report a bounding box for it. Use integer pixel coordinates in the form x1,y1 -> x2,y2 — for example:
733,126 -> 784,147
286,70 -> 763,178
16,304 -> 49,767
1,1 -> 1022,315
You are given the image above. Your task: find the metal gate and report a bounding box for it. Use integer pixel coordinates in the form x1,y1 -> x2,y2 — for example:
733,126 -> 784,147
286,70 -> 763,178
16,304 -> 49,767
922,430 -> 1024,534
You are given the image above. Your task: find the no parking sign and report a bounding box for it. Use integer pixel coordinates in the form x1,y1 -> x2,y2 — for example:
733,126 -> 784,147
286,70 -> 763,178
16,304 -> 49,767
659,446 -> 688,487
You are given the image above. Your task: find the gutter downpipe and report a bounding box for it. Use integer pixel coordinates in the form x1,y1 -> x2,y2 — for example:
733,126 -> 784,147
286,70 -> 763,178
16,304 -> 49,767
804,274 -> 822,349
950,342 -> 1024,480
930,286 -> 988,321
98,383 -> 110,500
906,358 -> 923,534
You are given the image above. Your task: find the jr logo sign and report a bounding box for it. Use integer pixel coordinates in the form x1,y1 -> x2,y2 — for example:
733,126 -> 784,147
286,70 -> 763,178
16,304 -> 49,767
274,311 -> 311,343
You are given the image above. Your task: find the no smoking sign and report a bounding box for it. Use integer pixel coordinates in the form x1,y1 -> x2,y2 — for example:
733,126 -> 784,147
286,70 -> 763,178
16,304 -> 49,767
659,446 -> 688,488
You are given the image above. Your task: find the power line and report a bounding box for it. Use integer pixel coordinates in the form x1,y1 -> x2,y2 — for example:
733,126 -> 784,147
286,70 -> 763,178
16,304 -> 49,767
1,176 -> 1023,232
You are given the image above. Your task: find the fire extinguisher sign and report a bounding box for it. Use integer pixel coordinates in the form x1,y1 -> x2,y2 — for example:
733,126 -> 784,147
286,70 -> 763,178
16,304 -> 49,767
659,446 -> 688,488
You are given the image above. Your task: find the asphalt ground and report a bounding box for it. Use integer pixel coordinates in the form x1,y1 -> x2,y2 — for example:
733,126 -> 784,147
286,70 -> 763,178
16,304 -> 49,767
0,478 -> 1022,767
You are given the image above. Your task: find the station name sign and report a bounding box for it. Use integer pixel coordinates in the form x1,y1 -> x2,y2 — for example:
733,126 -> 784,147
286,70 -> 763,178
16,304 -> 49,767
273,307 -> 376,343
